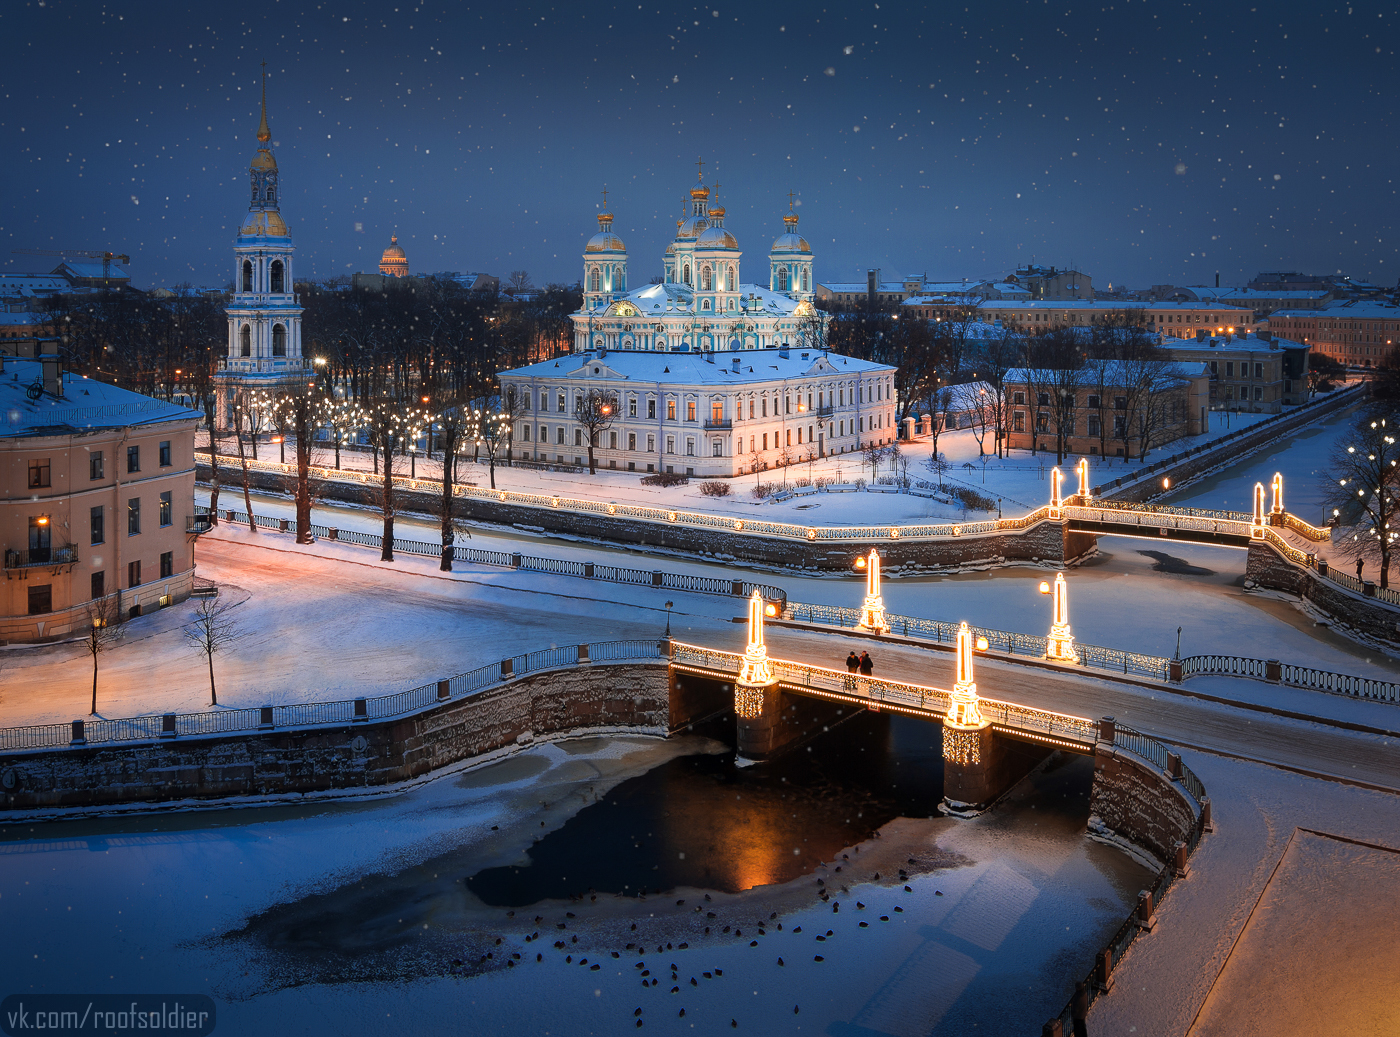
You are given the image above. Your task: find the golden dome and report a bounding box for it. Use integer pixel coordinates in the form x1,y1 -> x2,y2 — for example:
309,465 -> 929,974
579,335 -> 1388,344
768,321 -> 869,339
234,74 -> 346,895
238,209 -> 289,238
783,211 -> 800,228
379,234 -> 409,277
251,148 -> 277,172
708,204 -> 726,220
690,184 -> 710,201
696,225 -> 738,249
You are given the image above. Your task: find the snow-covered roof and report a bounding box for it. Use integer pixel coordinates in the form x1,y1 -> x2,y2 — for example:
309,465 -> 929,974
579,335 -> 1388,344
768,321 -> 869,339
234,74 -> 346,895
55,261 -> 131,281
585,281 -> 802,318
978,299 -> 1253,312
0,312 -> 52,327
1165,332 -> 1301,353
0,274 -> 74,298
818,281 -> 909,294
1268,300 -> 1400,319
1005,360 -> 1209,386
499,348 -> 894,387
0,361 -> 201,437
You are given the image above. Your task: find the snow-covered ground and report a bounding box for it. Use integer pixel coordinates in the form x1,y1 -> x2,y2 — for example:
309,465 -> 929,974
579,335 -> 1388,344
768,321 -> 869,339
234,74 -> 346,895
211,401 -> 1294,525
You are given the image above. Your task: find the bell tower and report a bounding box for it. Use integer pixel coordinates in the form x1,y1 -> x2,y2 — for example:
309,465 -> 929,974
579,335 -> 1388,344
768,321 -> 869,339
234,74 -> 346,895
215,65 -> 307,428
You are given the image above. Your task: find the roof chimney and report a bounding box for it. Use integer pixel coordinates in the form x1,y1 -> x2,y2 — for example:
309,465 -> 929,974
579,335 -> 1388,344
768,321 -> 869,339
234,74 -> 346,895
41,354 -> 63,398
731,356 -> 740,373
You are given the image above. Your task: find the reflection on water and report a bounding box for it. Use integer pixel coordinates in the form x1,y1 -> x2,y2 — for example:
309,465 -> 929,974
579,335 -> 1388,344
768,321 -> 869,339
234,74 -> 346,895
467,712 -> 946,904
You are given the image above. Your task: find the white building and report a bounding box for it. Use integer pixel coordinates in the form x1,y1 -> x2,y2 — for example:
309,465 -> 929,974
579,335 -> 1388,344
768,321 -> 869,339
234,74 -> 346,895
571,169 -> 824,353
213,75 -> 309,427
498,348 -> 898,477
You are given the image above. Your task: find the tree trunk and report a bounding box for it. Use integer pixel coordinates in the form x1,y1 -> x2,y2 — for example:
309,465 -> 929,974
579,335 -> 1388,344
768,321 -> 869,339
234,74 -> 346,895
208,432 -> 222,526
334,432 -> 342,470
208,651 -> 218,706
439,442 -> 454,572
489,452 -> 497,489
380,434 -> 395,562
90,649 -> 98,715
232,414 -> 258,533
294,418 -> 313,544
587,440 -> 596,474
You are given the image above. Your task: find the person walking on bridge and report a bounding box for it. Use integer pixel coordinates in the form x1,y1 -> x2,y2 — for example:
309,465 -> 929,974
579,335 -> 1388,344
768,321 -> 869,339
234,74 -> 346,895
859,651 -> 874,676
1357,557 -> 1366,581
846,651 -> 860,673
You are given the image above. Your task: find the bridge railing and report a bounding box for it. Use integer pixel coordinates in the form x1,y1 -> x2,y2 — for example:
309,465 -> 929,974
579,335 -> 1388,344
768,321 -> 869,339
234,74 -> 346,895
669,641 -> 1095,746
782,601 -> 1171,682
1063,504 -> 1254,538
1072,498 -> 1254,523
1182,654 -> 1400,703
1258,526 -> 1400,609
0,640 -> 667,754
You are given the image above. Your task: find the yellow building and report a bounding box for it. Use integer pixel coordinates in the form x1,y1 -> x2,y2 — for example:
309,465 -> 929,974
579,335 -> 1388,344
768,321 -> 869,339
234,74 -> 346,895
379,235 -> 409,278
1,352 -> 201,643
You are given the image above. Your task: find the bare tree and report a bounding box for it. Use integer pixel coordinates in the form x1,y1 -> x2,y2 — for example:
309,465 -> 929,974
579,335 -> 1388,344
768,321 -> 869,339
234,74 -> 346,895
477,397 -> 514,489
574,388 -> 618,475
431,399 -> 475,571
364,396 -> 430,561
1326,413 -> 1400,588
926,386 -> 953,466
863,442 -> 886,481
968,387 -> 993,457
230,390 -> 260,534
507,270 -> 534,293
84,594 -> 125,715
319,395 -> 363,470
182,597 -> 246,706
270,382 -> 323,544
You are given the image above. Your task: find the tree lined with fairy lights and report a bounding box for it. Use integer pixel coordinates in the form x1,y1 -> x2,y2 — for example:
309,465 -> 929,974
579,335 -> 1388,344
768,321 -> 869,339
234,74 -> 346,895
1325,414 -> 1399,589
363,397 -> 430,561
574,388 -> 618,475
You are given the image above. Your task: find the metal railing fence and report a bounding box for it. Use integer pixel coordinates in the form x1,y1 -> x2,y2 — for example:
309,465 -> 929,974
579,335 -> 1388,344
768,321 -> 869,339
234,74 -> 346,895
0,640 -> 665,754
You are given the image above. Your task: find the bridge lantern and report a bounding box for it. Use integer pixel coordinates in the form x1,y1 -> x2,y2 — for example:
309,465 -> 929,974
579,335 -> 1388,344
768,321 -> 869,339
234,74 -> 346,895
1076,457 -> 1089,499
735,590 -> 775,718
1271,472 -> 1284,515
1050,466 -> 1064,517
857,549 -> 889,634
945,621 -> 986,729
1251,481 -> 1266,536
1046,571 -> 1079,663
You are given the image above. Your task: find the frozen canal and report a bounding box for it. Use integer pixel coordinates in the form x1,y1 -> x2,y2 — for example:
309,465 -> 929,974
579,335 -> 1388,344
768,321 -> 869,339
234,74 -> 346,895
0,721 -> 1148,1035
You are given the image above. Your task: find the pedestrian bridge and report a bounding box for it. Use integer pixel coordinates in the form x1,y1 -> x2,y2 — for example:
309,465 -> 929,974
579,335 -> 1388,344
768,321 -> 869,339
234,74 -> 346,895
668,639 -> 1098,755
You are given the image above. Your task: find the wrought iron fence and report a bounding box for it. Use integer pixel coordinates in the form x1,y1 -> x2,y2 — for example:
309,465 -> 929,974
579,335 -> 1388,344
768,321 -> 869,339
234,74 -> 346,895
1183,655 -> 1400,703
782,601 -> 1170,681
0,640 -> 666,754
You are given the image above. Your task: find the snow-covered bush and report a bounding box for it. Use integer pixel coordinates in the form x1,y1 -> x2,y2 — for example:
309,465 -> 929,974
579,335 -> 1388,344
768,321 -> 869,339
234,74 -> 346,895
698,480 -> 732,497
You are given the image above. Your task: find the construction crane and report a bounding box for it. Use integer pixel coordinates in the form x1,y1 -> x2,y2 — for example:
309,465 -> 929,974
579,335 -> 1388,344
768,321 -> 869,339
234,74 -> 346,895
11,248 -> 131,292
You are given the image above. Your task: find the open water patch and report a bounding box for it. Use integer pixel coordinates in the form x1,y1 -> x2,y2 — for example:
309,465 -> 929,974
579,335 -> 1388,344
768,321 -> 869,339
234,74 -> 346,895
1136,549 -> 1215,576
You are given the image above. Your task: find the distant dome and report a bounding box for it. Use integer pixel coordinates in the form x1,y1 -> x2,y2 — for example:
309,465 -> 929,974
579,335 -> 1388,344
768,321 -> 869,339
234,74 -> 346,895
696,225 -> 738,249
676,216 -> 708,239
379,234 -> 409,278
770,232 -> 810,254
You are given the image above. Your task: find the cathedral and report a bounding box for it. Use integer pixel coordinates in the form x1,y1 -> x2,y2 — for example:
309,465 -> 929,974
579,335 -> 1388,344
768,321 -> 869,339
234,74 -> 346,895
571,165 -> 827,353
213,73 -> 309,428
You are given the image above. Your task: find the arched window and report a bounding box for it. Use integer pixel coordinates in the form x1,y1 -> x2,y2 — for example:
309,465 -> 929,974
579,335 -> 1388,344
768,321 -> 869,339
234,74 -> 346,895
702,266 -> 712,291
619,270 -> 626,291
239,324 -> 251,357
702,298 -> 711,311
802,269 -> 809,292
727,298 -> 736,311
728,265 -> 735,291
590,268 -> 600,292
270,260 -> 284,293
683,263 -> 691,286
272,324 -> 287,357
779,268 -> 789,291
242,260 -> 253,293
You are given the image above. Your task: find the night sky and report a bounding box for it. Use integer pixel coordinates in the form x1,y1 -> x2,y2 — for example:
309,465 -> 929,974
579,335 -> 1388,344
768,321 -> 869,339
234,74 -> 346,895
3,1 -> 1397,291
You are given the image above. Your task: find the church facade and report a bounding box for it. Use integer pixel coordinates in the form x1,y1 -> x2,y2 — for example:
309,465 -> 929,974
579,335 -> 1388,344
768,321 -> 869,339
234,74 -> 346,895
571,171 -> 825,354
213,76 -> 309,428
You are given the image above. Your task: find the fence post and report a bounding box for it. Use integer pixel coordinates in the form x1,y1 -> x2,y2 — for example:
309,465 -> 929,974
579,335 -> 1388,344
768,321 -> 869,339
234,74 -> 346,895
70,719 -> 86,746
577,644 -> 591,664
352,699 -> 368,722
652,571 -> 664,587
1173,840 -> 1189,878
511,553 -> 522,568
732,580 -> 745,596
1363,581 -> 1376,598
160,714 -> 177,739
1167,752 -> 1183,781
1095,947 -> 1114,993
437,680 -> 451,702
1135,889 -> 1156,930
1201,796 -> 1214,833
584,562 -> 595,579
279,519 -> 290,533
327,528 -> 339,542
1169,658 -> 1183,683
1098,716 -> 1116,745
1317,557 -> 1328,577
259,707 -> 274,730
501,658 -> 514,678
225,510 -> 235,523
1265,659 -> 1281,683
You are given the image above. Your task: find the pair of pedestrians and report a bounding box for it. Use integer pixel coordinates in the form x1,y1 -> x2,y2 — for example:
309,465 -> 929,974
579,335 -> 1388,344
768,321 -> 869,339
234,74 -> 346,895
844,650 -> 873,676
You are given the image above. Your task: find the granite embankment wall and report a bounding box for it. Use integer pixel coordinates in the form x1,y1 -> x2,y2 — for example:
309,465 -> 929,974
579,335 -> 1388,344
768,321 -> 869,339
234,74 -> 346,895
1090,745 -> 1201,865
0,662 -> 668,811
198,461 -> 1096,571
1247,540 -> 1400,643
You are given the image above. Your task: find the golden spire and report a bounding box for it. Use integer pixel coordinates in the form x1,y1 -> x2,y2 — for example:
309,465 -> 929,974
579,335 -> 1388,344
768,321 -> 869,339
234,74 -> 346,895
257,61 -> 271,144
784,189 -> 799,228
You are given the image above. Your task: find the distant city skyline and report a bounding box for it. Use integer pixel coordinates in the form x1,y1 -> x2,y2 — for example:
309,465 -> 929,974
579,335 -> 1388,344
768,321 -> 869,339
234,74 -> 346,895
2,1 -> 1396,290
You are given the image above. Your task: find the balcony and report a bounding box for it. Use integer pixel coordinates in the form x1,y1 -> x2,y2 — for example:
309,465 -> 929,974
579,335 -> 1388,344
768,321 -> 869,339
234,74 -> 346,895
703,418 -> 733,430
813,405 -> 835,418
186,515 -> 214,535
4,545 -> 78,571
